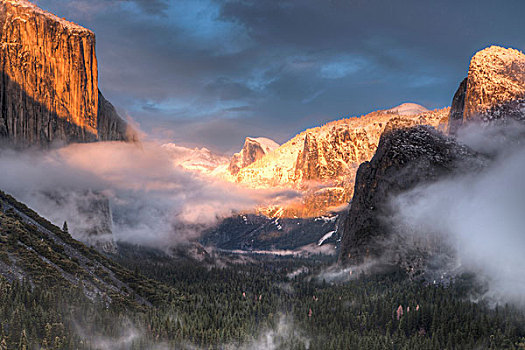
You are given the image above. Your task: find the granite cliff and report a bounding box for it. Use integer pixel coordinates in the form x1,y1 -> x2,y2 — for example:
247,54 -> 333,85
340,46 -> 525,265
230,105 -> 448,217
448,46 -> 525,133
338,126 -> 484,265
0,0 -> 132,147
228,137 -> 279,175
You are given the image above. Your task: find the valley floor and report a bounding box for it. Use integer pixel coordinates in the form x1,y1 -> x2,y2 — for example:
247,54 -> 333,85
1,244 -> 524,349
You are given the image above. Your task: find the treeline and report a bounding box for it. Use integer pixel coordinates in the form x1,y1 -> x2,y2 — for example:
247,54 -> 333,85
1,252 -> 525,349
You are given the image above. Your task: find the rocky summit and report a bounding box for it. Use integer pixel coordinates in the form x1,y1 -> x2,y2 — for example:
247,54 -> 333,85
228,105 -> 448,217
0,0 -> 133,147
449,46 -> 525,133
228,137 -> 279,175
340,45 -> 525,265
338,126 -> 485,265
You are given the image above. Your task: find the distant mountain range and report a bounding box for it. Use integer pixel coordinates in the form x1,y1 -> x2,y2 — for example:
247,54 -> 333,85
168,105 -> 448,219
0,1 -> 524,263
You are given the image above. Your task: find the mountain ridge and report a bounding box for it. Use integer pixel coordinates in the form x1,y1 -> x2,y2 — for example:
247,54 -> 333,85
230,106 -> 449,217
341,45 -> 525,265
0,189 -> 171,305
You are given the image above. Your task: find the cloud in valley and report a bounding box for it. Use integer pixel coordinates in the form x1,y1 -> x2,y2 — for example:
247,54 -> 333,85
72,313 -> 308,350
0,142 -> 296,249
391,123 -> 525,306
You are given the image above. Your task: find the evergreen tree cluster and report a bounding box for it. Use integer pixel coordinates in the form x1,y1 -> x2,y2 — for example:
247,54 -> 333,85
0,253 -> 524,349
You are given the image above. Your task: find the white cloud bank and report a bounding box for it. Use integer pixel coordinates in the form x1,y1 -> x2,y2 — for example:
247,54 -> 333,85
0,141 -> 296,249
391,123 -> 525,306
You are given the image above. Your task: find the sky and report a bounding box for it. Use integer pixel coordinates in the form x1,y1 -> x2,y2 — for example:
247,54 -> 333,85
34,0 -> 525,153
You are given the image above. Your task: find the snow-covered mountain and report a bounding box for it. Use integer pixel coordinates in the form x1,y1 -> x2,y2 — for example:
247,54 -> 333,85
230,105 -> 449,217
161,137 -> 279,178
228,137 -> 280,175
385,103 -> 430,116
161,104 -> 448,218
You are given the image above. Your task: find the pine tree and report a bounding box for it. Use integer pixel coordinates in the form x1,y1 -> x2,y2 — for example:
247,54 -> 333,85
17,330 -> 28,350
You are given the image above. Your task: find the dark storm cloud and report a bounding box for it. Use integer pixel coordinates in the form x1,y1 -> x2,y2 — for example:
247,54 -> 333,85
130,0 -> 168,15
34,0 -> 525,151
204,77 -> 255,101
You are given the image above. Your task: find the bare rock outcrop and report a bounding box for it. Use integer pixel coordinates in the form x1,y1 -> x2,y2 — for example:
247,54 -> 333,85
228,137 -> 279,175
464,46 -> 525,120
448,46 -> 525,133
338,126 -> 484,265
448,78 -> 468,135
0,0 -> 131,147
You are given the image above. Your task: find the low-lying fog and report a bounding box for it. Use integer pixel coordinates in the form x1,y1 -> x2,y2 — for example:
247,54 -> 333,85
390,122 -> 525,306
0,140 -> 298,249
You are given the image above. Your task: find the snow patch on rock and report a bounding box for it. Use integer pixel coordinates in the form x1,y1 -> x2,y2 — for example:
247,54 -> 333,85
385,103 -> 429,116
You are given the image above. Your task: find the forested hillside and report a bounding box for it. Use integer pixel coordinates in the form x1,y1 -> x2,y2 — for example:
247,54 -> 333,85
1,206 -> 524,349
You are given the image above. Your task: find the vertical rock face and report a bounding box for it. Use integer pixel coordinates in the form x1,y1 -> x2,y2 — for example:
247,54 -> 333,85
464,46 -> 525,120
338,126 -> 484,265
448,46 -> 525,133
228,137 -> 279,175
0,0 -> 130,147
232,105 -> 449,217
448,78 -> 467,135
295,132 -> 322,181
97,91 -> 134,142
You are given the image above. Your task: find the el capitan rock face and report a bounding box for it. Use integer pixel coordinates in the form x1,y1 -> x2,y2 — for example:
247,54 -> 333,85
448,46 -> 525,133
338,126 -> 484,265
97,91 -> 133,142
0,0 -> 131,146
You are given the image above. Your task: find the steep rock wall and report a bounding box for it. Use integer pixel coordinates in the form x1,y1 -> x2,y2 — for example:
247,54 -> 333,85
0,0 -> 129,146
233,106 -> 449,217
228,137 -> 279,175
464,46 -> 525,121
338,126 -> 484,265
448,46 -> 525,133
448,77 -> 467,135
